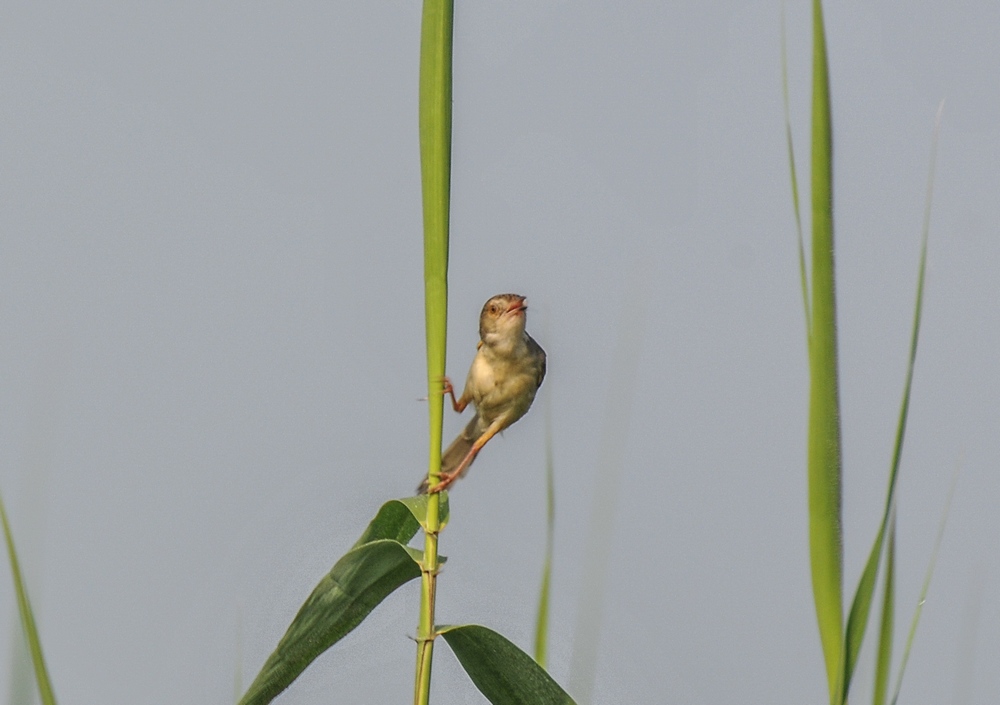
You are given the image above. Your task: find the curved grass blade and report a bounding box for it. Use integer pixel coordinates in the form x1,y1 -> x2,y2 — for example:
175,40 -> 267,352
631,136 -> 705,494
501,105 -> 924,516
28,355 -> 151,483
873,514 -> 896,705
439,624 -> 576,705
841,530 -> 885,701
533,395 -> 556,668
805,2 -> 844,700
890,463 -> 959,705
840,99 -> 942,702
397,493 -> 450,536
353,499 -> 421,548
0,491 -> 57,705
8,623 -> 40,705
354,495 -> 449,548
781,1 -> 811,338
239,498 -> 444,705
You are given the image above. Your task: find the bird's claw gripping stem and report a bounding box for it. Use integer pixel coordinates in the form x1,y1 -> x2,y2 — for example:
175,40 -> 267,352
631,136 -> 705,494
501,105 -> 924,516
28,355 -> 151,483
441,376 -> 465,413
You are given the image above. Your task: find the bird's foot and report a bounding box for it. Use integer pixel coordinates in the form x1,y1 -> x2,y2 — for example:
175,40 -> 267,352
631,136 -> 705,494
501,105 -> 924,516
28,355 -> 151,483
426,470 -> 460,494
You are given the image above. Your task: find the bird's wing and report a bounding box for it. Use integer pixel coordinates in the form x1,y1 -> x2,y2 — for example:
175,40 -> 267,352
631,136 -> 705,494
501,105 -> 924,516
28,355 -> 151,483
528,335 -> 546,388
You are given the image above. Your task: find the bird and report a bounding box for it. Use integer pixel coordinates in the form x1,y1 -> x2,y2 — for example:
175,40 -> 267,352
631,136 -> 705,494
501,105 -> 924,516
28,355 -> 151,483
418,293 -> 546,494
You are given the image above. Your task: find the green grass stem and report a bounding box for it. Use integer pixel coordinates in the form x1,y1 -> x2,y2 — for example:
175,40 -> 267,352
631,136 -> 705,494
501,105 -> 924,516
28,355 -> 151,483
533,395 -> 556,668
415,0 -> 453,703
873,515 -> 896,705
0,492 -> 57,705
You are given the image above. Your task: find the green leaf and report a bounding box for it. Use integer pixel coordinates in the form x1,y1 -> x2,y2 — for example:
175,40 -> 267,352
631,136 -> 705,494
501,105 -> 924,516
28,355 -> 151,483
0,491 -> 57,705
439,625 -> 576,705
841,526 -> 885,700
396,494 -> 449,535
353,496 -> 449,549
840,100 -> 942,702
886,104 -> 947,705
806,1 -> 844,701
780,1 -> 811,338
8,624 -> 41,705
240,498 -> 450,704
239,540 -> 421,705
872,516 -> 896,705
353,498 -> 448,572
352,500 -> 420,548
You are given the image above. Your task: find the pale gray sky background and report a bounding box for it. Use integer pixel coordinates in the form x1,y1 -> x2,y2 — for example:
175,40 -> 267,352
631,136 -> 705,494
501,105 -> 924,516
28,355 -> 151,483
1,2 -> 998,704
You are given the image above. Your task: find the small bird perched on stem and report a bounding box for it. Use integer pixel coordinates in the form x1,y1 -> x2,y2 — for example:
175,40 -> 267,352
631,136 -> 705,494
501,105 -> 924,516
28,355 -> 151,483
419,293 -> 546,494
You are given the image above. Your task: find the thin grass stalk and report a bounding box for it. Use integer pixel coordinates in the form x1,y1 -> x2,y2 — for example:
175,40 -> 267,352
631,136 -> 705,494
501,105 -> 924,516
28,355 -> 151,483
886,109 -> 946,705
873,515 -> 896,705
415,1 -> 453,703
780,2 -> 811,339
838,102 -> 941,702
0,492 -> 57,705
533,395 -> 556,668
890,463 -> 959,705
8,624 -> 37,705
877,100 -> 941,544
806,1 -> 844,701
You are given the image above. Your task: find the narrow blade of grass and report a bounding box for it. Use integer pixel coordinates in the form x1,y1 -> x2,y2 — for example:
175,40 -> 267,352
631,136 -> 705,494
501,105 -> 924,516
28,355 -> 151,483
781,1 -> 811,338
0,492 -> 57,705
890,463 -> 959,705
805,1 -> 844,700
883,97 -> 945,705
8,623 -> 40,705
533,395 -> 556,668
839,102 -> 940,701
873,514 -> 896,705
841,532 -> 885,700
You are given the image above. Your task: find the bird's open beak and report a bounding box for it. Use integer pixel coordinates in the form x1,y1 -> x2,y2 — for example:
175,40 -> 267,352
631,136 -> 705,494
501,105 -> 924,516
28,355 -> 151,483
506,297 -> 527,315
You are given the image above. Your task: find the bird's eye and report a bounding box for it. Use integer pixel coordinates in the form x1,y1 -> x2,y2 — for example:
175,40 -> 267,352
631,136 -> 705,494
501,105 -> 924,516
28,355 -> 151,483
489,304 -> 500,315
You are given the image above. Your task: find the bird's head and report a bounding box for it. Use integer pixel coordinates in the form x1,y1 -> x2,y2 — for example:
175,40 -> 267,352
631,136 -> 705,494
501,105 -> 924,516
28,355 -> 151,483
479,293 -> 528,350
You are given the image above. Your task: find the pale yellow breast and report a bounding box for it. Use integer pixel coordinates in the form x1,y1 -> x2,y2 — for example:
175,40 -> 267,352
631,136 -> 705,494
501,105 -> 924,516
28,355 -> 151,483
467,347 -> 540,429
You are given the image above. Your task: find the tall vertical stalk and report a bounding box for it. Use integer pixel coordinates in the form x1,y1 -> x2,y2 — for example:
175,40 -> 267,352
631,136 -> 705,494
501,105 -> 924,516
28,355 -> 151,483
415,1 -> 453,704
533,396 -> 556,668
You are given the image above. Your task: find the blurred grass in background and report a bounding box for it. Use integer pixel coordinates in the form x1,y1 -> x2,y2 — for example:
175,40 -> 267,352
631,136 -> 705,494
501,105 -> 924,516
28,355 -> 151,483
790,2 -> 947,704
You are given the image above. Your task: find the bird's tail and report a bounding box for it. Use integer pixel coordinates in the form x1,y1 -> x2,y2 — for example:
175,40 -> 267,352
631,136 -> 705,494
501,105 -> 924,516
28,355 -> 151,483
417,415 -> 480,494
